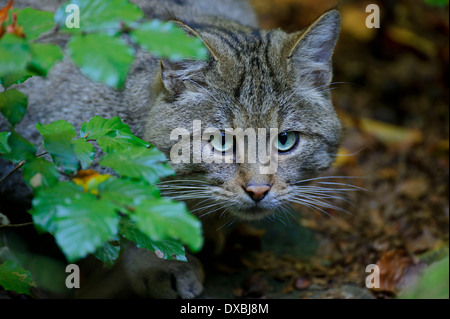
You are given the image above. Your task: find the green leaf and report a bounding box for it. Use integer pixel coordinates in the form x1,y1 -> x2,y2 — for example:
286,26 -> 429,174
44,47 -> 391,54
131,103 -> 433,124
15,8 -> 55,40
130,20 -> 209,61
30,182 -> 83,234
36,121 -> 79,172
0,131 -> 11,154
131,198 -> 203,252
151,239 -> 188,262
399,256 -> 449,299
0,260 -> 36,295
36,120 -> 76,136
119,218 -> 187,261
101,130 -> 150,148
0,36 -> 62,86
22,157 -> 59,189
94,241 -> 121,267
55,0 -> 143,34
41,132 -> 78,171
31,183 -> 121,262
72,138 -> 95,169
54,193 -> 120,262
1,130 -> 36,162
0,72 -> 33,89
81,116 -> 149,151
67,33 -> 135,88
96,135 -> 132,153
28,43 -> 63,76
0,34 -> 30,76
80,116 -> 132,139
98,178 -> 160,207
100,145 -> 174,184
36,121 -> 95,170
0,89 -> 28,127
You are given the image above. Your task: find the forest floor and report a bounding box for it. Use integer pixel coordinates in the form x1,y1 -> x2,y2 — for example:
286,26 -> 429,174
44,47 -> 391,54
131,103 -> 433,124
201,0 -> 449,299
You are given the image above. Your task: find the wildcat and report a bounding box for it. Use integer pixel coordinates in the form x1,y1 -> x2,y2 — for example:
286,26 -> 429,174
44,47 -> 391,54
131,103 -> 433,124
0,0 -> 342,298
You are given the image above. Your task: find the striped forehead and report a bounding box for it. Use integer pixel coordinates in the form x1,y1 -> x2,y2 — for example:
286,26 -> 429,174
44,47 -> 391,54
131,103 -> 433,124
208,30 -> 287,125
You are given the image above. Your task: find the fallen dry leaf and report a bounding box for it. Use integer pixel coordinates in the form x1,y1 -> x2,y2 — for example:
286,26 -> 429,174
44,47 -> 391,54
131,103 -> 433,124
373,250 -> 423,294
6,12 -> 25,38
0,0 -> 14,38
397,177 -> 429,200
387,26 -> 437,58
339,111 -> 423,148
0,0 -> 14,23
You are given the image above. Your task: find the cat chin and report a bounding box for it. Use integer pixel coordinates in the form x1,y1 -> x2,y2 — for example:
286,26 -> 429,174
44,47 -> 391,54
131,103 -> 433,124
228,207 -> 274,221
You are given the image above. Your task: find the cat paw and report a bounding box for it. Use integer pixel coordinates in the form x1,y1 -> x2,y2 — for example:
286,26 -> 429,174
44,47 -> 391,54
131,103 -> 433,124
122,244 -> 204,299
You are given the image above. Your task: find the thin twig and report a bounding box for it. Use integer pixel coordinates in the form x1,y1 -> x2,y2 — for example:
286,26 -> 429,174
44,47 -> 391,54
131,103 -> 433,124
0,152 -> 48,186
0,222 -> 34,229
0,160 -> 26,185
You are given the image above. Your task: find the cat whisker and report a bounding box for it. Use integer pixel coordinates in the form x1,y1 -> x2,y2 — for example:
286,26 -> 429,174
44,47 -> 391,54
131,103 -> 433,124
198,204 -> 227,218
315,181 -> 368,192
293,185 -> 357,212
158,179 -> 210,185
293,86 -> 338,106
161,193 -> 211,198
282,203 -> 295,217
185,78 -> 221,103
190,201 -> 222,214
332,147 -> 367,157
294,186 -> 364,194
159,187 -> 210,193
192,197 -> 215,209
277,204 -> 294,225
161,189 -> 210,195
296,192 -> 355,206
290,198 -> 339,223
293,194 -> 352,215
291,175 -> 365,185
216,214 -> 236,231
285,70 -> 316,101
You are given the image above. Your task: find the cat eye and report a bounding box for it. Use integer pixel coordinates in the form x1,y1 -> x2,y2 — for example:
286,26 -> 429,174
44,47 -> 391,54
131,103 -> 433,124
276,132 -> 299,153
210,132 -> 233,153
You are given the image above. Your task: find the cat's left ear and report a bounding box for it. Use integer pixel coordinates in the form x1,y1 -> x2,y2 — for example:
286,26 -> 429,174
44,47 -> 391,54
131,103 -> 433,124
287,9 -> 341,86
158,21 -> 218,97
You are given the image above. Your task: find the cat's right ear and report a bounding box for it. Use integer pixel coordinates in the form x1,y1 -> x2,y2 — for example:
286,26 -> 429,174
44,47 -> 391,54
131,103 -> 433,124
287,9 -> 341,87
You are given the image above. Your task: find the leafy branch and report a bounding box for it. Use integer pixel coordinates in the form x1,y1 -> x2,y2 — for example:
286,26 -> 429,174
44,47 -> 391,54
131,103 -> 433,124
0,0 -> 208,295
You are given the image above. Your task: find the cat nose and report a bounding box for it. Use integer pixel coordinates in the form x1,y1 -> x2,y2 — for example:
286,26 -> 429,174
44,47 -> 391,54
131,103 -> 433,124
244,184 -> 271,202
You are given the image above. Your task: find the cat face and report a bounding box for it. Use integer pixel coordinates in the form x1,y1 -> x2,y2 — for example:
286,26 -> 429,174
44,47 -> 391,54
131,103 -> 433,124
145,10 -> 342,220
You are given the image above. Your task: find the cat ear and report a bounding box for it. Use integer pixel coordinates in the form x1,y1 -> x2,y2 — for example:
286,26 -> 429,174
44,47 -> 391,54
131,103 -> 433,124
159,59 -> 186,96
158,21 -> 219,96
287,9 -> 341,86
173,20 -> 221,61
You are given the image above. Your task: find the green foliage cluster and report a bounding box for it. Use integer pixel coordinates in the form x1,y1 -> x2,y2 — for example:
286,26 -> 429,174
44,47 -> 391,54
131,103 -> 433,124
0,0 -> 207,295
